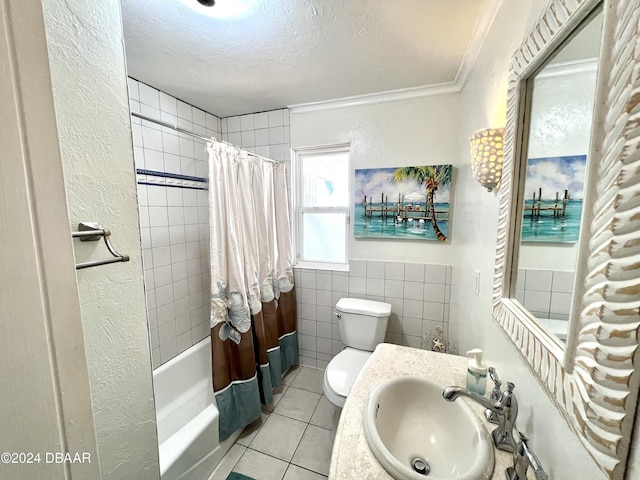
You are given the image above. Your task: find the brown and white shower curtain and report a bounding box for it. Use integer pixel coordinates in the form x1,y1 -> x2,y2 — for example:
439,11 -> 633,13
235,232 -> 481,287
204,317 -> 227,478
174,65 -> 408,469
208,140 -> 297,441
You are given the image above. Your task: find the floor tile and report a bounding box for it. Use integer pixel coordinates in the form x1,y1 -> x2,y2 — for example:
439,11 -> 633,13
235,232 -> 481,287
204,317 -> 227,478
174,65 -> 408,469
281,365 -> 300,385
309,395 -> 336,430
233,448 -> 288,480
283,464 -> 327,480
290,367 -> 324,394
236,412 -> 268,447
291,425 -> 334,476
274,387 -> 321,422
249,413 -> 307,462
209,444 -> 246,480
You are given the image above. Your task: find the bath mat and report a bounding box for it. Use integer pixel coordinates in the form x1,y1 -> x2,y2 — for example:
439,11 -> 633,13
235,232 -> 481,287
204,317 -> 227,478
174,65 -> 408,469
226,473 -> 254,480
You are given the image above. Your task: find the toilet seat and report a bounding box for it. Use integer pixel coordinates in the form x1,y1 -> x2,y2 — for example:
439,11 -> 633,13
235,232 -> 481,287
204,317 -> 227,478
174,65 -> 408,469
323,348 -> 372,408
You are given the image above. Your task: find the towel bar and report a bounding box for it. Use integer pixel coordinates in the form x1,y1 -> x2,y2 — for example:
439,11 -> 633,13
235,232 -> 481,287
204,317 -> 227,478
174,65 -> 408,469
72,222 -> 130,269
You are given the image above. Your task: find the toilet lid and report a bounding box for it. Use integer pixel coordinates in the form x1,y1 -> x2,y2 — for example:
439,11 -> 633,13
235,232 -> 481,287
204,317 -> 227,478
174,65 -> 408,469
325,348 -> 372,398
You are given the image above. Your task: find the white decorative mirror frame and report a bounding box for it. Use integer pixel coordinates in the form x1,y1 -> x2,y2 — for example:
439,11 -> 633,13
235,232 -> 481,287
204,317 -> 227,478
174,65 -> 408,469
493,0 -> 640,478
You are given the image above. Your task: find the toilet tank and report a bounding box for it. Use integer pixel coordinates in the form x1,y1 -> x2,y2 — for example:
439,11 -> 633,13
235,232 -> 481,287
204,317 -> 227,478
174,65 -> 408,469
336,298 -> 391,351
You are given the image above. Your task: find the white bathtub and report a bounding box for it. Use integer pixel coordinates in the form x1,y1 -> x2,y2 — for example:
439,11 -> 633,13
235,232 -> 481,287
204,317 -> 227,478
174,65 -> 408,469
153,337 -> 241,480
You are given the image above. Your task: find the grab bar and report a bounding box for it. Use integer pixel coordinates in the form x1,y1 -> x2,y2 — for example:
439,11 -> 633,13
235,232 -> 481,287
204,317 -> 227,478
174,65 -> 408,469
72,222 -> 130,270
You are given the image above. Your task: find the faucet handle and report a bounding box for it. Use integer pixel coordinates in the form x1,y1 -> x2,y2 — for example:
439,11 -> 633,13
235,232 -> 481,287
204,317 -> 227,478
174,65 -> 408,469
507,433 -> 548,480
488,367 -> 502,389
485,367 -> 502,424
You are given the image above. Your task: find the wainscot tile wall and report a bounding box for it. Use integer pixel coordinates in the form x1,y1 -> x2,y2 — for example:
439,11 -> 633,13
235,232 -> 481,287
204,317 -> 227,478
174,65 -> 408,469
293,260 -> 453,369
515,268 -> 575,320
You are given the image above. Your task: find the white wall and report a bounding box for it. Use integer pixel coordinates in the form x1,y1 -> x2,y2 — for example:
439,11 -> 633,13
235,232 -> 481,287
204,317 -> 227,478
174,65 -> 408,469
42,1 -> 160,479
291,94 -> 461,263
450,0 -> 603,478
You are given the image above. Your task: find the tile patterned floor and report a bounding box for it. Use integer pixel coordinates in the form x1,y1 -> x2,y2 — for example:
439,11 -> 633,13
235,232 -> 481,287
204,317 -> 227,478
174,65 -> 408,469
209,366 -> 335,480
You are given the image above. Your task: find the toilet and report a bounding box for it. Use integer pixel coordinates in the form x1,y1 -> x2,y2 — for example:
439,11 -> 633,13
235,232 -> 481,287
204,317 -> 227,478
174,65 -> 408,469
323,298 -> 391,410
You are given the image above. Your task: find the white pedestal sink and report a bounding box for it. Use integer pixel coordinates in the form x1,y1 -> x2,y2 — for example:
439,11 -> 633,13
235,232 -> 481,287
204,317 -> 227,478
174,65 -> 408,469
363,376 -> 494,480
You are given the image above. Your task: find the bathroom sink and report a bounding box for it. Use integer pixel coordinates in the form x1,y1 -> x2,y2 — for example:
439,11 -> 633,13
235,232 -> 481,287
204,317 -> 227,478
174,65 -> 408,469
363,376 -> 494,480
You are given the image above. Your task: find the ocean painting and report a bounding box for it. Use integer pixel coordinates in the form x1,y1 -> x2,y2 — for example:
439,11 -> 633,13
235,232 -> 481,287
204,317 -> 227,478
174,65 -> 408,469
521,155 -> 586,243
354,165 -> 453,242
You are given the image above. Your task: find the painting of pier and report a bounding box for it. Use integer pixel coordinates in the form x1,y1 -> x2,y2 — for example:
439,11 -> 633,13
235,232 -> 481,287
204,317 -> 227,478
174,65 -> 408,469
521,155 -> 586,243
354,165 -> 453,241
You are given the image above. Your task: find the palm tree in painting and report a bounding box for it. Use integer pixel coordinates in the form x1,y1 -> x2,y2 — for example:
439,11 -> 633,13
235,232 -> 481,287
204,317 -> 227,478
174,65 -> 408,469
392,165 -> 452,241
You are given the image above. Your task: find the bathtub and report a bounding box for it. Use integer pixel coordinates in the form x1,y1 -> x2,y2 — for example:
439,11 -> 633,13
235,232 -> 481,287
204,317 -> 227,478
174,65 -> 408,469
153,337 -> 241,480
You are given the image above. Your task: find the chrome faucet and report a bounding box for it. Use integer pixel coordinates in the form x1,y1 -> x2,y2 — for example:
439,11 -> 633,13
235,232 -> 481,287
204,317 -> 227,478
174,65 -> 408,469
442,381 -> 518,452
507,432 -> 549,480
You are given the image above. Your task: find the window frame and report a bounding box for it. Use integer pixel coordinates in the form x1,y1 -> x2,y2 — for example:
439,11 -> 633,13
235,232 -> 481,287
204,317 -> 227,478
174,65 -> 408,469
292,144 -> 351,271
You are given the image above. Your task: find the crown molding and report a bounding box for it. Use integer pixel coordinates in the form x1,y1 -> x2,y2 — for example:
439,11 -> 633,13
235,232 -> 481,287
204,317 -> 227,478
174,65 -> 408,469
289,0 -> 503,114
288,82 -> 461,114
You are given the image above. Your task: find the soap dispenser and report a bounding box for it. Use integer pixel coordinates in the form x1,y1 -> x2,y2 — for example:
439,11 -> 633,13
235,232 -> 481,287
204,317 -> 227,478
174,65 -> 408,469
466,348 -> 488,395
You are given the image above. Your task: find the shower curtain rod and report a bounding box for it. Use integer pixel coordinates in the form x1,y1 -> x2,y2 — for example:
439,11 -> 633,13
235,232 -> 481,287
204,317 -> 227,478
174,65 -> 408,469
131,111 -> 280,164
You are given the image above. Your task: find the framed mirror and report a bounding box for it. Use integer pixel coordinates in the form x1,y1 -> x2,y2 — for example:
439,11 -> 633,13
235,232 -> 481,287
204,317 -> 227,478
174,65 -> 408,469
493,0 -> 640,478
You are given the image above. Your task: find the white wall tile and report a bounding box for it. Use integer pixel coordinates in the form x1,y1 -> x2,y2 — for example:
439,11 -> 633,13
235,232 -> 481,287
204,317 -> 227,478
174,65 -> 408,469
348,277 -> 366,295
127,78 -> 139,101
385,262 -> 404,280
316,273 -> 332,290
404,282 -> 423,301
255,128 -> 270,146
404,263 -> 425,282
552,271 -> 575,293
192,108 -> 205,127
424,283 -> 445,303
139,83 -> 159,108
177,100 -> 192,120
366,261 -> 385,279
384,280 -> 404,298
366,278 -> 385,297
227,116 -> 241,132
423,301 -> 444,321
424,264 -> 447,284
142,126 -> 163,151
268,110 -> 284,127
523,290 -> 551,314
550,292 -> 572,315
525,270 -> 553,292
254,112 -> 269,129
403,300 -> 422,318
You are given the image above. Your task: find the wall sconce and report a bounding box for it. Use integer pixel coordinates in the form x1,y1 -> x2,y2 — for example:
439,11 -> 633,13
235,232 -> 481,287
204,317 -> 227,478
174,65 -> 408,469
469,128 -> 505,192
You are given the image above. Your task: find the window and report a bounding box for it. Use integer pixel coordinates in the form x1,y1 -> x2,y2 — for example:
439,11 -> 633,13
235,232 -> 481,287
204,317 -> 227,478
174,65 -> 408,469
293,145 -> 350,269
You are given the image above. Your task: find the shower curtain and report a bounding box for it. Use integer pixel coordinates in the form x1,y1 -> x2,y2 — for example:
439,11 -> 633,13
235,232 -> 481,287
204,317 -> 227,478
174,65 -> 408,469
208,140 -> 298,441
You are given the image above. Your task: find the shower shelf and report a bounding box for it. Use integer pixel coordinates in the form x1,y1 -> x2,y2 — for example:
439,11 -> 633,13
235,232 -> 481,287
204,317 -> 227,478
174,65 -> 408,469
71,222 -> 130,270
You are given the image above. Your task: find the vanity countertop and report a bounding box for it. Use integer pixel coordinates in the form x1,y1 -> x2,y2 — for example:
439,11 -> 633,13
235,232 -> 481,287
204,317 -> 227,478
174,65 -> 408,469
328,343 -> 523,480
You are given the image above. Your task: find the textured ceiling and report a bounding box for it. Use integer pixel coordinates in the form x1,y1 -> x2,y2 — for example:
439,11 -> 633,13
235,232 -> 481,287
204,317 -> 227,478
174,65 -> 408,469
122,0 -> 489,117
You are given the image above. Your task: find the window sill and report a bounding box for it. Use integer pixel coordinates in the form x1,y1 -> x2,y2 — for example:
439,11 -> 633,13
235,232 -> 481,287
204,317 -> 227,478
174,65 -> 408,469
294,261 -> 349,272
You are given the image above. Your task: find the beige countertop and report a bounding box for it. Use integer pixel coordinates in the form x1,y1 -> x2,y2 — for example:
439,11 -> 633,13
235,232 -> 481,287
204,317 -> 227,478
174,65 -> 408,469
328,343 -> 521,480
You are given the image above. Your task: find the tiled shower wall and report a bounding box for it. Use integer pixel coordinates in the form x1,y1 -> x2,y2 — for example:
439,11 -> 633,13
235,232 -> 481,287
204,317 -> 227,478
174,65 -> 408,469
515,268 -> 575,320
128,78 -> 220,368
220,110 -> 292,201
294,260 -> 452,369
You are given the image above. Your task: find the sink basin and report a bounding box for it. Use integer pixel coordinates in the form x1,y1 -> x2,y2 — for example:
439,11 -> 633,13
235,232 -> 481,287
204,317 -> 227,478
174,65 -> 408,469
363,376 -> 494,480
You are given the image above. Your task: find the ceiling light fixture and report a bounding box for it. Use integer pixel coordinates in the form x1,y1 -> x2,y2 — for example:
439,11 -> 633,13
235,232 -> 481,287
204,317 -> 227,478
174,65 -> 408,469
180,0 -> 253,18
469,128 -> 505,192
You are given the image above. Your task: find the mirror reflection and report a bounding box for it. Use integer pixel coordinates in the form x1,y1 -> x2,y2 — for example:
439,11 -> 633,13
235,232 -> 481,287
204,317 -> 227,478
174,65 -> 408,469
514,8 -> 603,344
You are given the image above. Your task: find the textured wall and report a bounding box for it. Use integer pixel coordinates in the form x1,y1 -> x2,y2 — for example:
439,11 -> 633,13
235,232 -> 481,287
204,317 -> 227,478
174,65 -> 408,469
41,1 -> 160,479
449,0 -> 602,477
